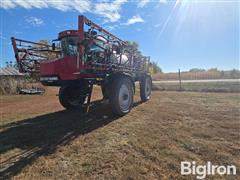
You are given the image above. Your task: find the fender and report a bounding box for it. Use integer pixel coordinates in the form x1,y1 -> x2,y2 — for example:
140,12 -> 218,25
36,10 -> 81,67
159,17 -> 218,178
107,73 -> 135,94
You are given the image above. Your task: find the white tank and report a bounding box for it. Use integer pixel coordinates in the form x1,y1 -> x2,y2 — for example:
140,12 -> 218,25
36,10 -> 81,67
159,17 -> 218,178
95,35 -> 129,64
117,54 -> 128,64
95,36 -> 107,43
112,51 -> 128,64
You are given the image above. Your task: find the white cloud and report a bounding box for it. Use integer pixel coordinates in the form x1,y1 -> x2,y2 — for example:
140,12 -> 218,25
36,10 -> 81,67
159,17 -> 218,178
159,0 -> 167,3
1,0 -> 48,9
0,0 -> 91,12
25,16 -> 44,27
73,0 -> 91,12
105,25 -> 117,31
154,24 -> 161,28
0,0 -> 126,22
94,0 -> 127,22
123,15 -> 144,25
1,0 -> 16,9
138,0 -> 166,8
137,0 -> 150,8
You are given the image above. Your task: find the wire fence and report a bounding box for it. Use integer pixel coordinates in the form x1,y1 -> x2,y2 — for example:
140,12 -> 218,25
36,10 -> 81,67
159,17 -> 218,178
152,69 -> 240,92
153,70 -> 240,81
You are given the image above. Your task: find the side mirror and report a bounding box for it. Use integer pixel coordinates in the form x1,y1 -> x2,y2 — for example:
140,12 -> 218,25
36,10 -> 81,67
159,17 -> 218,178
52,43 -> 55,50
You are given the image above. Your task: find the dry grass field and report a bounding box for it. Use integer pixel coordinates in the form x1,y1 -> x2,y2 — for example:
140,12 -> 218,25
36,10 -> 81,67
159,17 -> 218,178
152,81 -> 240,93
152,71 -> 240,81
0,87 -> 239,179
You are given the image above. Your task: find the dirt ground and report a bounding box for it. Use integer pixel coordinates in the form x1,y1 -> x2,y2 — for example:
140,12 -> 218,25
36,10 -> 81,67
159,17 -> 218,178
0,87 -> 239,179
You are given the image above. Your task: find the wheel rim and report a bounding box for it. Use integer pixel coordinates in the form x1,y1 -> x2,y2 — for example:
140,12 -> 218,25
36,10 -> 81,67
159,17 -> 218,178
119,84 -> 131,112
145,78 -> 151,97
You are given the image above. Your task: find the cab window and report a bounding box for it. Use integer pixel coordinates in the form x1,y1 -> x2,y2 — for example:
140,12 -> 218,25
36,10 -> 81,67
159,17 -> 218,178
61,36 -> 78,56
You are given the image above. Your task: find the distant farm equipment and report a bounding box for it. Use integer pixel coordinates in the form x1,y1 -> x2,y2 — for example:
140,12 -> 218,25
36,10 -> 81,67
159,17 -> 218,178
18,87 -> 45,95
11,15 -> 152,116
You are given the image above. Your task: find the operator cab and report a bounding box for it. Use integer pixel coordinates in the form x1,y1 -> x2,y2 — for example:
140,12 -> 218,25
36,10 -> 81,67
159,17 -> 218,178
55,30 -> 79,57
40,30 -> 81,83
54,30 -> 105,57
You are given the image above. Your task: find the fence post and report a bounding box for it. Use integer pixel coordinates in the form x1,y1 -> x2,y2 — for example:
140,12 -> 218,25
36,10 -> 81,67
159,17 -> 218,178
178,69 -> 182,91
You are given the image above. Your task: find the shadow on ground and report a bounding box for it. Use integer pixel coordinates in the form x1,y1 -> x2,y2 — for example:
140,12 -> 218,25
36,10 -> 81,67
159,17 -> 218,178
0,100 -> 143,179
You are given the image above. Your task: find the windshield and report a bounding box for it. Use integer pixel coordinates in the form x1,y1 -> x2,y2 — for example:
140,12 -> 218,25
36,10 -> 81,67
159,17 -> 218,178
89,38 -> 105,52
61,36 -> 78,56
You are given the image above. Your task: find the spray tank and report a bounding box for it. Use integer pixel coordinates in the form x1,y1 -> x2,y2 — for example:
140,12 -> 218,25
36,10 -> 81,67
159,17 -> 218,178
90,34 -> 129,65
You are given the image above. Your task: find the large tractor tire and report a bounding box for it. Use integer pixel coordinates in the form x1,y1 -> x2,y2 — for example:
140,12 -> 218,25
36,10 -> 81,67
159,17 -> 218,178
109,77 -> 134,116
59,86 -> 87,109
140,75 -> 152,101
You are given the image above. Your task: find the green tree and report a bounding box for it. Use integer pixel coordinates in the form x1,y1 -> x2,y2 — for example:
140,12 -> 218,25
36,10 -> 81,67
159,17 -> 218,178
230,69 -> 240,78
125,41 -> 141,56
207,68 -> 218,72
151,61 -> 162,74
125,41 -> 162,74
189,68 -> 205,72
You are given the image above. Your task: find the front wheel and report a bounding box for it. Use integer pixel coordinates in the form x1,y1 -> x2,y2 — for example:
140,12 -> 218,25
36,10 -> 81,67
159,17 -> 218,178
59,86 -> 87,109
109,77 -> 134,116
140,75 -> 152,101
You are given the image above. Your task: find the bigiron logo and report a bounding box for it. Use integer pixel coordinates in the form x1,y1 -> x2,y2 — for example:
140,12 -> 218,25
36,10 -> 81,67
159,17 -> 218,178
181,161 -> 237,179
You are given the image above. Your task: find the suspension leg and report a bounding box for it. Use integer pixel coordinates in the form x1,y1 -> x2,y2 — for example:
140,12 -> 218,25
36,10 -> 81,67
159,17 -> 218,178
85,82 -> 93,114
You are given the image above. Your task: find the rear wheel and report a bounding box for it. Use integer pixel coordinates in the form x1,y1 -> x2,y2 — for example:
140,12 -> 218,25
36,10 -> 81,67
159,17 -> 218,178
140,75 -> 152,101
59,86 -> 87,109
109,77 -> 133,116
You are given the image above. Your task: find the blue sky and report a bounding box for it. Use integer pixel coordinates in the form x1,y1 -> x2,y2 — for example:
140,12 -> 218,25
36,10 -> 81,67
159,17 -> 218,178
0,0 -> 239,72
